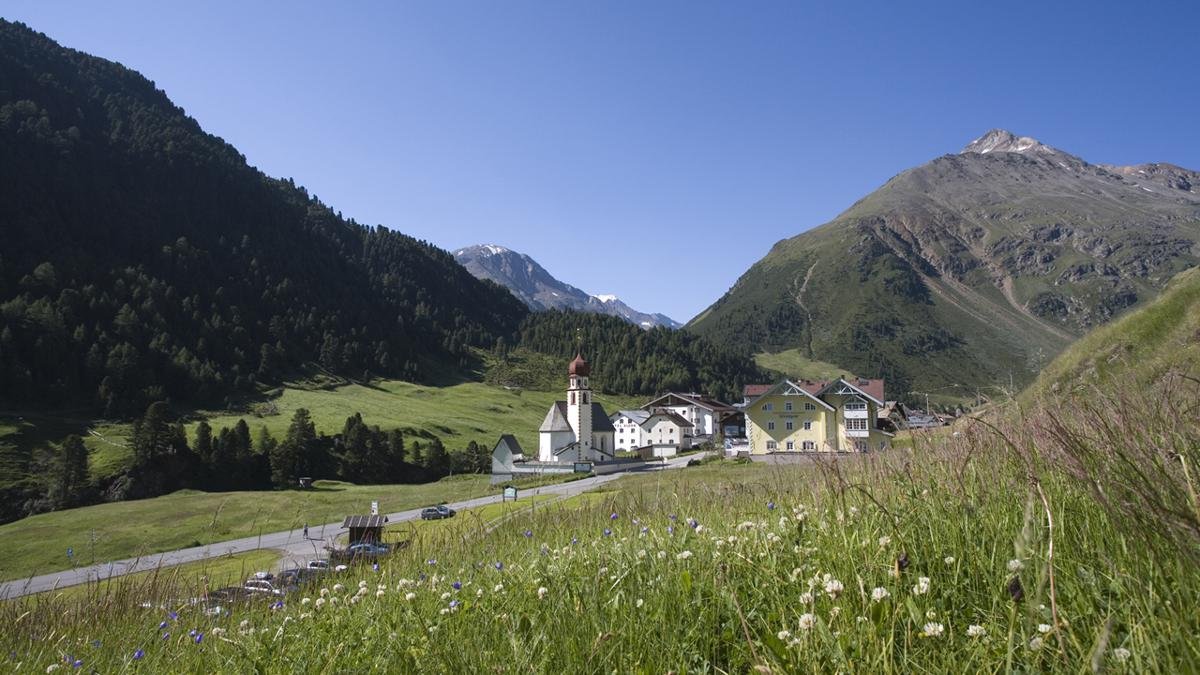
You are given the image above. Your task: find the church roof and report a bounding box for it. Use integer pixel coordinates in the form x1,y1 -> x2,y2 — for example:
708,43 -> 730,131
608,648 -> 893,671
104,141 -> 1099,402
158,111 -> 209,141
613,409 -> 651,425
539,401 -> 616,433
568,352 -> 591,376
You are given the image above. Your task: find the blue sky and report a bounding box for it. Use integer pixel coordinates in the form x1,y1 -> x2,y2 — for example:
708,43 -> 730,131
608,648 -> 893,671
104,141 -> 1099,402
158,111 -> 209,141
5,1 -> 1198,323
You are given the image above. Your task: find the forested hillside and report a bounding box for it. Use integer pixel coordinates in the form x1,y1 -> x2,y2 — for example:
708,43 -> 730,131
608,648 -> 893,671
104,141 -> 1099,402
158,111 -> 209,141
0,19 -> 527,415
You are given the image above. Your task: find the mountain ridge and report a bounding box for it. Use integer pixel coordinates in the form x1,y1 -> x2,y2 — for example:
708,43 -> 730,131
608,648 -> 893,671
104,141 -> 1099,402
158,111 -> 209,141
454,244 -> 681,329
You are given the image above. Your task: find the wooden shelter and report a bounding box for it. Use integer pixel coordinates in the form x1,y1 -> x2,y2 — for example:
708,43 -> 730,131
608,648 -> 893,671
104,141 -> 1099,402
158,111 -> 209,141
342,515 -> 387,545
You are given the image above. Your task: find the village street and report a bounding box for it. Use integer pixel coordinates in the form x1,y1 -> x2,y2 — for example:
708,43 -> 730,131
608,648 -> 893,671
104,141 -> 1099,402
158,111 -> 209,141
0,453 -> 704,600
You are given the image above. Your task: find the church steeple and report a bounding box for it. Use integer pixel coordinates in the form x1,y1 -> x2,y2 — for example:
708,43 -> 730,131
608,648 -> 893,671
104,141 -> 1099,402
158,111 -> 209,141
566,351 -> 592,461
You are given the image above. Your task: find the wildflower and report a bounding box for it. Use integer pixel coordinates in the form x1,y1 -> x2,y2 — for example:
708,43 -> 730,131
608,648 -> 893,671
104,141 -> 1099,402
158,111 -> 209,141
676,550 -> 693,560
669,514 -> 678,521
168,611 -> 178,621
193,633 -> 203,645
271,600 -> 284,610
1029,637 -> 1044,651
824,578 -> 844,598
320,587 -> 330,597
440,592 -> 452,601
523,530 -> 533,538
1007,576 -> 1025,602
922,622 -> 944,638
72,661 -> 82,669
636,598 -> 644,608
449,600 -> 460,610
359,580 -> 369,589
376,590 -> 386,598
603,528 -> 612,537
493,583 -> 504,593
452,581 -> 462,590
768,501 -> 776,511
373,562 -> 380,571
158,621 -> 168,630
1007,559 -> 1024,573
333,583 -> 345,593
799,592 -> 813,604
777,629 -> 791,641
405,592 -> 416,601
299,612 -> 312,620
611,512 -> 619,520
427,558 -> 437,565
911,577 -> 930,595
830,606 -> 842,617
878,535 -> 891,547
537,587 -> 548,600
314,597 -> 327,609
377,584 -> 387,591
657,550 -> 667,559
871,587 -> 890,602
944,556 -> 955,565
966,625 -> 986,638
897,552 -> 910,571
132,649 -> 145,661
687,517 -> 699,529
476,588 -> 483,598
667,526 -> 675,535
46,666 -> 60,673
301,597 -> 312,605
798,613 -> 816,630
925,609 -> 937,620
1037,623 -> 1052,634
161,633 -> 170,641
571,537 -> 579,545
1113,647 -> 1131,663
640,526 -> 649,535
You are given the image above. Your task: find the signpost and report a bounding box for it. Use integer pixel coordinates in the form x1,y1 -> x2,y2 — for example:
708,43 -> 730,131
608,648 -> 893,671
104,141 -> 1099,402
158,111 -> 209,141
370,501 -> 379,516
502,485 -> 518,502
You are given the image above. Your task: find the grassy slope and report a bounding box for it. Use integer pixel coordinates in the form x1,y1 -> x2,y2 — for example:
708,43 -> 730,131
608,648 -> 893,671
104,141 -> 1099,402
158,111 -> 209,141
753,349 -> 857,382
1023,265 -> 1200,400
0,477 -> 499,582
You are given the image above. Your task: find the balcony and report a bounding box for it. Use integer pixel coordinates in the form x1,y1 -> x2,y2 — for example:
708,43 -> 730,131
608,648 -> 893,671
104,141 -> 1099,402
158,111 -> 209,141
843,408 -> 869,419
845,428 -> 869,438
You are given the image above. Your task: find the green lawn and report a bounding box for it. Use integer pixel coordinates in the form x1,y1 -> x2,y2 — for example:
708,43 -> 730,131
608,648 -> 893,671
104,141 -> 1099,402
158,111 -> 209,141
754,348 -> 858,382
0,477 -> 501,582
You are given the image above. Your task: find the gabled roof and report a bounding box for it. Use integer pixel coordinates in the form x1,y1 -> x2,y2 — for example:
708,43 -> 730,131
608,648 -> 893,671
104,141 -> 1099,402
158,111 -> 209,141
539,401 -> 572,433
817,378 -> 885,406
748,380 -> 836,411
642,392 -> 735,414
641,409 -> 693,429
743,384 -> 773,399
612,409 -> 651,425
342,515 -> 387,529
540,401 -> 617,433
492,434 -> 525,458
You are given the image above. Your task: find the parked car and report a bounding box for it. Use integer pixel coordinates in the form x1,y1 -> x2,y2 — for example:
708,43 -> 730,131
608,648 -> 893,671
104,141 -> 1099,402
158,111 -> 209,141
420,505 -> 456,520
306,559 -> 330,570
346,542 -> 391,560
243,578 -> 286,596
276,567 -> 323,587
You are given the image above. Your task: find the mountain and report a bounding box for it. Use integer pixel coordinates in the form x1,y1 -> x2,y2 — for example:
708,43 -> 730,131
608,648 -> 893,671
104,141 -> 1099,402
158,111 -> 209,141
453,244 -> 681,328
688,129 -> 1200,399
0,19 -> 529,415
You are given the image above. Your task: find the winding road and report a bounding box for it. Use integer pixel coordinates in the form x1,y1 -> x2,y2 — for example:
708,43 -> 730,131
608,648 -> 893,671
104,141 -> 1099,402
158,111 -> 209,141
0,454 -> 700,600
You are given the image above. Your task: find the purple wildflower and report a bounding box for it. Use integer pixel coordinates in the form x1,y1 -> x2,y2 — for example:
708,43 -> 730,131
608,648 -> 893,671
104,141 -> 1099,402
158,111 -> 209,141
603,528 -> 612,536
132,649 -> 145,661
158,621 -> 168,630
668,526 -> 675,535
523,530 -> 533,538
72,659 -> 83,669
669,514 -> 678,521
610,512 -> 619,521
271,600 -> 284,610
571,537 -> 578,545
767,501 -> 776,511
449,599 -> 460,609
427,558 -> 437,566
193,633 -> 203,645
161,633 -> 170,641
687,518 -> 699,529
373,563 -> 380,572
641,526 -> 649,534
167,611 -> 178,621
452,581 -> 462,590
494,561 -> 504,571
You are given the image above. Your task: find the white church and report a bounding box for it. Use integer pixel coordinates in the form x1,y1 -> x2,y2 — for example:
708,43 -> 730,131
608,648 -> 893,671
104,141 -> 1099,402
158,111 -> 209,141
537,352 -> 616,462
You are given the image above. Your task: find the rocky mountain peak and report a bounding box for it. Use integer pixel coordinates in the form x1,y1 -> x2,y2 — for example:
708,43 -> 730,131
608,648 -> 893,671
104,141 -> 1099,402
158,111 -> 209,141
961,129 -> 1058,157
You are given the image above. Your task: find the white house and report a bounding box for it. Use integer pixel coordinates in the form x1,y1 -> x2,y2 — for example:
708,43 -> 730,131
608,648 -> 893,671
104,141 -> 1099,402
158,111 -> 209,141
537,353 -> 615,463
640,392 -> 735,440
610,410 -> 650,451
640,409 -> 692,456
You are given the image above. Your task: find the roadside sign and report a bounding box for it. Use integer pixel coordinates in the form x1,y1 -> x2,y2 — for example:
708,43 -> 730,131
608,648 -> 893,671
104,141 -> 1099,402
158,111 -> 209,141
503,485 -> 518,502
371,501 -> 379,516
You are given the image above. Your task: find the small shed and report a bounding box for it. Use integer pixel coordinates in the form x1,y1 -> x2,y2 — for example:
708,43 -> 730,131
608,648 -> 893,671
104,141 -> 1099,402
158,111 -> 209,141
342,514 -> 387,545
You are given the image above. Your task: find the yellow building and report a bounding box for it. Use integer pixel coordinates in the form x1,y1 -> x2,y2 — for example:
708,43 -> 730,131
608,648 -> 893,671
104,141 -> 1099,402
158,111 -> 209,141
743,378 -> 893,454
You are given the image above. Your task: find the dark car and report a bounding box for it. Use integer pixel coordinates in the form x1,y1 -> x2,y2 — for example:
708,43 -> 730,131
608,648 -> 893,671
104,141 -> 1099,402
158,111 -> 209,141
420,505 -> 456,520
276,567 -> 324,587
346,542 -> 391,560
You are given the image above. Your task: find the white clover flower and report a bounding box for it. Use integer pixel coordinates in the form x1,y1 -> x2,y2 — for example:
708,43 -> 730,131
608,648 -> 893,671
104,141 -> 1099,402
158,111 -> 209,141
1007,559 -> 1024,573
439,608 -> 449,615
377,584 -> 387,591
299,612 -> 312,620
778,516 -> 790,529
714,539 -> 725,548
798,613 -> 816,630
636,598 -> 644,608
726,535 -> 738,544
494,583 -> 504,593
695,525 -> 705,534
333,583 -> 345,593
46,666 -> 61,674
871,587 -> 890,602
314,598 -> 326,609
328,596 -> 339,605
1113,647 -> 1131,663
376,590 -> 386,598
320,588 -> 330,597
358,580 -> 368,589
1029,637 -> 1044,651
966,624 -> 986,638
824,578 -> 844,598
737,521 -> 756,531
878,535 -> 891,547
677,550 -> 693,560
766,533 -> 781,543
943,556 -> 955,565
476,588 -> 484,598
912,577 -> 930,595
849,506 -> 859,517
537,586 -> 548,600
440,592 -> 451,601
922,622 -> 944,638
799,592 -> 814,604
301,597 -> 311,605
350,595 -> 362,604
637,549 -> 647,559
1037,623 -> 1052,634
404,592 -> 416,601
777,629 -> 792,641
657,551 -> 667,559
357,586 -> 369,597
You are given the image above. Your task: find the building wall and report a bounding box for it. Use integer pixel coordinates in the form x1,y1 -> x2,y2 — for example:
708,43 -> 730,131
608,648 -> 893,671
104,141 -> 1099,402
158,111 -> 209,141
538,430 -> 574,462
644,418 -> 684,447
612,415 -> 645,451
745,393 -> 831,454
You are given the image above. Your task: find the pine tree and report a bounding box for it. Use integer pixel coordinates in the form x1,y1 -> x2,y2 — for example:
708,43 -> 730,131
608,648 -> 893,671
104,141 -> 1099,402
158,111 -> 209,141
46,434 -> 91,509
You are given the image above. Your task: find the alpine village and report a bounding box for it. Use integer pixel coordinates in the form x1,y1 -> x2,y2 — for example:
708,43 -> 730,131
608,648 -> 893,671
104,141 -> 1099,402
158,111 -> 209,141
1,8 -> 1198,674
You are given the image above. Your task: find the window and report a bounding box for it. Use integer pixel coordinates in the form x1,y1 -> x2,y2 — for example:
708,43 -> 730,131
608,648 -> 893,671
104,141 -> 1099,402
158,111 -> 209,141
846,418 -> 868,431
845,401 -> 867,412
802,440 -> 815,450
784,401 -> 793,412
803,421 -> 812,430
785,441 -> 794,451
804,402 -> 816,411
582,393 -> 589,404
766,441 -> 777,451
762,403 -> 774,412
570,392 -> 575,404
767,421 -> 775,431
785,420 -> 794,430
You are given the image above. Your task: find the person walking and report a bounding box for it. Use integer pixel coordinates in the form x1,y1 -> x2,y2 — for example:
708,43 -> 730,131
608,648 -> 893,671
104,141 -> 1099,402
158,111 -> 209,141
303,523 -> 309,539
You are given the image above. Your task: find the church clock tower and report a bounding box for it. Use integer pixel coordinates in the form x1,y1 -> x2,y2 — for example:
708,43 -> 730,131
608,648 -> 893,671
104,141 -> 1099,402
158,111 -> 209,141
566,352 -> 593,462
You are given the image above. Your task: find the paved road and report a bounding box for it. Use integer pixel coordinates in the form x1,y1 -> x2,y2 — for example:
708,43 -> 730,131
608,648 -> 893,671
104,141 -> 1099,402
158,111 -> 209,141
0,454 -> 700,599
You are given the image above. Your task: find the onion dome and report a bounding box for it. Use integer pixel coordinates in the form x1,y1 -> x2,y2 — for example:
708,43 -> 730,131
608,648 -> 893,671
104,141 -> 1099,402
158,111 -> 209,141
568,352 -> 590,377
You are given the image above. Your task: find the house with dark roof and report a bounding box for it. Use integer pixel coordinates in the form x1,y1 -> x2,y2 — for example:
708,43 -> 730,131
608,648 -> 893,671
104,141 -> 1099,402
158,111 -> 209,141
536,353 -> 616,462
742,377 -> 893,453
639,392 -> 736,440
